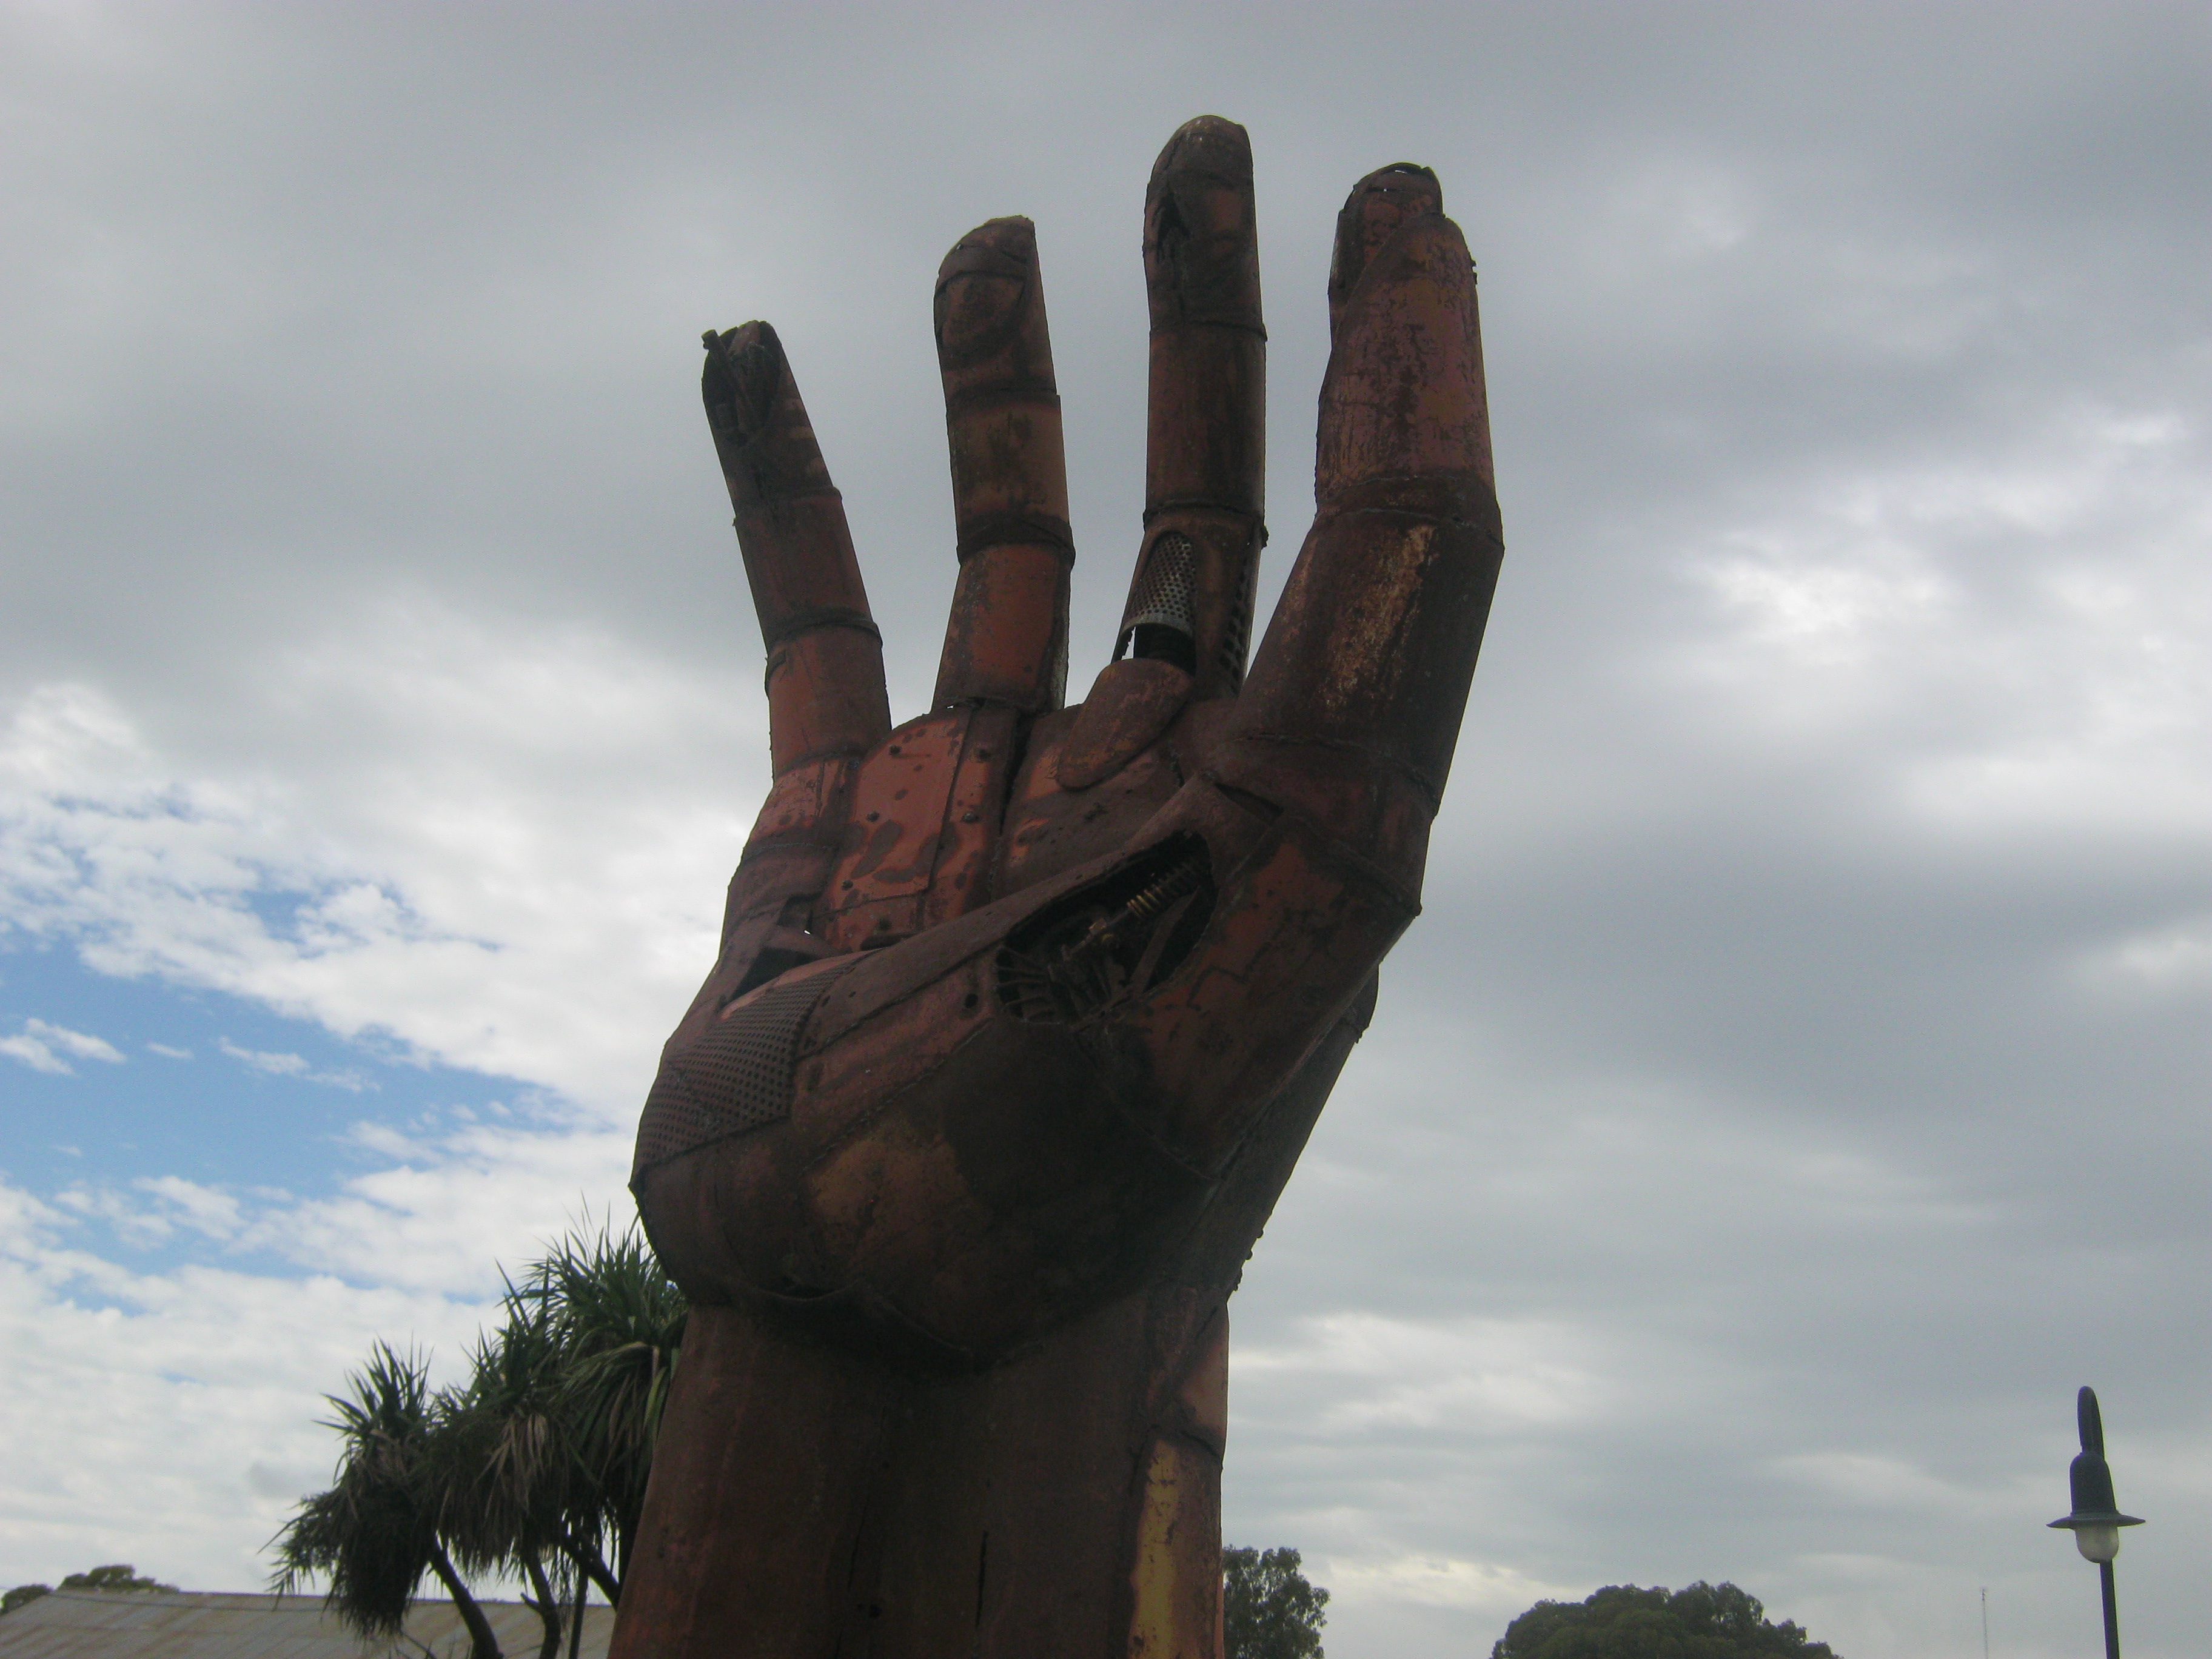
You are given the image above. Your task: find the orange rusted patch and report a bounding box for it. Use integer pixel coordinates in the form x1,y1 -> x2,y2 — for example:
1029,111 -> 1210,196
817,709 -> 968,948
745,754 -> 856,849
816,705 -> 1023,951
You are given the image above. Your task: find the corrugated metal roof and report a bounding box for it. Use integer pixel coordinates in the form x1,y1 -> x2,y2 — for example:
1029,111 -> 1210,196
0,1589 -> 614,1658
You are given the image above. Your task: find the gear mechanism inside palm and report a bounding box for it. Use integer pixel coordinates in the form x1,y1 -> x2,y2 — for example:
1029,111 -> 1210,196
634,116 -> 1501,1367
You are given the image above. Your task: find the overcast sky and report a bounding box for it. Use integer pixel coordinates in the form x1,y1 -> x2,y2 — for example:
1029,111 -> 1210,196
4,4 -> 2210,1655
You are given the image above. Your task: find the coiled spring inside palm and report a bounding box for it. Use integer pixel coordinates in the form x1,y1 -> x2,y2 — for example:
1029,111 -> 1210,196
997,843 -> 1215,1023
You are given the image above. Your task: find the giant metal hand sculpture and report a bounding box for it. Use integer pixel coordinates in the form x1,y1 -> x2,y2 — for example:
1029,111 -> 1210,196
615,118 -> 1501,1659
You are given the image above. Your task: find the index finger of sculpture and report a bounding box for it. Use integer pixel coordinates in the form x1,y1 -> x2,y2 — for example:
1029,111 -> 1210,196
1118,115 -> 1266,699
930,216 -> 1074,714
1220,166 -> 1501,886
701,323 -> 892,777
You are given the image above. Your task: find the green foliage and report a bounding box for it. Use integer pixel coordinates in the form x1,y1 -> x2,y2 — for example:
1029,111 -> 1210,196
270,1342 -> 455,1637
5,1565 -> 178,1611
528,1221 -> 686,1588
1223,1545 -> 1328,1659
270,1219 -> 686,1659
60,1566 -> 178,1594
434,1286 -> 582,1658
1492,1581 -> 1837,1659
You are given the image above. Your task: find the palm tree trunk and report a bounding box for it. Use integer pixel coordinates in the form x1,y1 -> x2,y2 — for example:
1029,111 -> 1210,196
424,1541 -> 503,1659
521,1553 -> 562,1659
568,1568 -> 588,1659
562,1530 -> 621,1605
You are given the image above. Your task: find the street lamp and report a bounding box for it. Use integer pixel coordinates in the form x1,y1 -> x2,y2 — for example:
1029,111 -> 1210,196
2047,1386 -> 2142,1659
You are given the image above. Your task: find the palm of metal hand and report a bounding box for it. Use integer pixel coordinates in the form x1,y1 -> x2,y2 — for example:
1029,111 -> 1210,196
632,118 -> 1500,1367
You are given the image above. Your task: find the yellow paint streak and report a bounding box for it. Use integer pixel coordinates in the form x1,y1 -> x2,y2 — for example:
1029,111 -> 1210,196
1128,1435 -> 1222,1659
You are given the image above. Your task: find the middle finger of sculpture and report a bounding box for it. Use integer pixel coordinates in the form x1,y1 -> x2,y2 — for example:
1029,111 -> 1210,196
615,115 -> 1503,1658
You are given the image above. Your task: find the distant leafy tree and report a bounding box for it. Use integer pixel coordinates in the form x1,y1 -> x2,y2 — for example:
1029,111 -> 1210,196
59,1566 -> 178,1594
1223,1545 -> 1328,1659
1492,1581 -> 1837,1659
4,1565 -> 176,1614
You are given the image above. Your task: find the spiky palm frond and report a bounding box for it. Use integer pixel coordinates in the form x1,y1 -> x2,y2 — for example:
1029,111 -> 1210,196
432,1290 -> 578,1580
270,1342 -> 442,1637
272,1221 -> 688,1647
531,1221 -> 685,1583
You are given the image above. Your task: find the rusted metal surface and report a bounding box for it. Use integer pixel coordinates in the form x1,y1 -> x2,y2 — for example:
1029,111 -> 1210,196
931,216 -> 1073,714
1054,659 -> 1193,791
1130,115 -> 1267,702
622,115 -> 1503,1659
702,321 -> 891,777
0,1589 -> 614,1659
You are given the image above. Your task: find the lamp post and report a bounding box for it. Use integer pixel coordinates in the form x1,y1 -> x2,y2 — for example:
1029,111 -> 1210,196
2047,1386 -> 2142,1659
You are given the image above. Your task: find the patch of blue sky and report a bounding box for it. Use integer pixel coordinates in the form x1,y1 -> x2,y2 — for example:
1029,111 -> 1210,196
232,882 -> 336,943
0,940 -> 542,1274
228,878 -> 455,953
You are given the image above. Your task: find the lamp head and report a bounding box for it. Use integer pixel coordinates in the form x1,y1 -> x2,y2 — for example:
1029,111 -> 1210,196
2048,1387 -> 2143,1560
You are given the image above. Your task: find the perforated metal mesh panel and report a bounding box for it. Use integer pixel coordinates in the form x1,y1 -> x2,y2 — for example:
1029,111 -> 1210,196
1217,551 -> 1253,686
1124,532 -> 1198,635
633,956 -> 862,1176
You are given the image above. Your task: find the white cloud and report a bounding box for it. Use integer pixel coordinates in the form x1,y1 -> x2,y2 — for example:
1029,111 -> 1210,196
51,1178 -> 255,1250
136,1177 -> 244,1242
0,1018 -> 124,1075
1701,546 -> 1954,667
1,1033 -> 72,1074
215,1037 -> 372,1093
1768,1451 -> 1986,1517
0,657 -> 666,1582
0,1099 -> 634,1589
1672,403 -> 2212,853
1324,1553 -> 1581,1616
0,1171 -> 509,1592
2079,914 -> 2212,998
25,1019 -> 125,1064
0,613 -> 756,1116
1235,1313 -> 1615,1435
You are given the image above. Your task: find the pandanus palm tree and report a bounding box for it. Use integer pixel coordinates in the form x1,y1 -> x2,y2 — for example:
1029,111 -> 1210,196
433,1225 -> 684,1656
536,1222 -> 686,1597
269,1342 -> 504,1659
434,1292 -> 581,1659
273,1222 -> 686,1658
